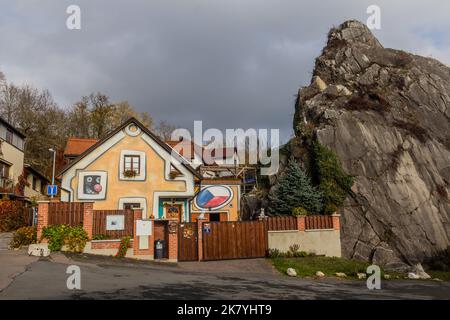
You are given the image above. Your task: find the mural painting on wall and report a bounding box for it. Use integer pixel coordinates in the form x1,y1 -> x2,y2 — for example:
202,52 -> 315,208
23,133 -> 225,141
195,186 -> 233,210
78,171 -> 107,199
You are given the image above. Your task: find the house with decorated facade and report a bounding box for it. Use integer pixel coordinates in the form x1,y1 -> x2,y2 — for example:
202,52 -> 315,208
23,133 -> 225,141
59,118 -> 242,222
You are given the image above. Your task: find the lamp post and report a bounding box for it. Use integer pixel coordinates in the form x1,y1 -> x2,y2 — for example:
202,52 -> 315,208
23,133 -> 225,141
49,148 -> 56,198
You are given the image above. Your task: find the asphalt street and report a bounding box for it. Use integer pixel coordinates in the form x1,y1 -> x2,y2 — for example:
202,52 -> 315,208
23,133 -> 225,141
1,249 -> 449,300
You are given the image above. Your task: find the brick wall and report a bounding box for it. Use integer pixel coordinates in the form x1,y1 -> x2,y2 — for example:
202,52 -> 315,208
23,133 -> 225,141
133,209 -> 154,256
37,201 -> 49,241
82,202 -> 94,239
91,240 -> 134,250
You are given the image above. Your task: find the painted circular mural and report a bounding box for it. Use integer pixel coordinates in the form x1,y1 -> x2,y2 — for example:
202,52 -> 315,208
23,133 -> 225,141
195,186 -> 233,210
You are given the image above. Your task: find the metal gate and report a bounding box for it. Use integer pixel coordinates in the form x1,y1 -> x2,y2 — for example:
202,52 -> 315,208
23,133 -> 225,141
178,222 -> 198,261
202,221 -> 268,261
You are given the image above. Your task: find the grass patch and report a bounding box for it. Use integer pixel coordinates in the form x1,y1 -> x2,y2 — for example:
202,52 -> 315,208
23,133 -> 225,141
427,271 -> 450,282
270,256 -> 406,280
271,256 -> 370,279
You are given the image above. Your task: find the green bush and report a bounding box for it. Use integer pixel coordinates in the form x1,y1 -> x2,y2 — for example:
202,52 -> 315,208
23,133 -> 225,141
323,203 -> 338,215
292,207 -> 308,216
66,226 -> 89,253
310,142 -> 354,210
92,234 -> 110,240
10,226 -> 37,248
115,236 -> 131,258
41,224 -> 88,252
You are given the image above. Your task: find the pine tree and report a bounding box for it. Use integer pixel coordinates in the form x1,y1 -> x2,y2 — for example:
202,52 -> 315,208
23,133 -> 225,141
269,158 -> 323,215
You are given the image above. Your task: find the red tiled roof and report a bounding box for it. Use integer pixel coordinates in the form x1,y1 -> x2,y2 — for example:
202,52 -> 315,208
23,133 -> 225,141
165,140 -> 236,161
64,137 -> 99,157
165,140 -> 201,160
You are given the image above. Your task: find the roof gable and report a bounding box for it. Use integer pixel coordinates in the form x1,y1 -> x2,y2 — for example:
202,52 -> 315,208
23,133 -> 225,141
59,117 -> 201,179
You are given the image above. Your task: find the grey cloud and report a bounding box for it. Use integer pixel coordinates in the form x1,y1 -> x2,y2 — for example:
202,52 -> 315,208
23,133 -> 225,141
0,0 -> 449,143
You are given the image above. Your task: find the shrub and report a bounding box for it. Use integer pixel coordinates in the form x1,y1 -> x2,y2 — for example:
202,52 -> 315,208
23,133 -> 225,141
292,207 -> 308,216
268,248 -> 284,258
92,234 -> 110,240
10,226 -> 37,248
310,142 -> 354,210
66,226 -> 89,253
42,225 -> 70,252
323,204 -> 338,215
115,236 -> 131,258
41,225 -> 88,253
0,197 -> 31,232
294,251 -> 309,258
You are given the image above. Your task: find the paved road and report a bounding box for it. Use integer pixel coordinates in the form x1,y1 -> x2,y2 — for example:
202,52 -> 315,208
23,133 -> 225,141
0,250 -> 449,300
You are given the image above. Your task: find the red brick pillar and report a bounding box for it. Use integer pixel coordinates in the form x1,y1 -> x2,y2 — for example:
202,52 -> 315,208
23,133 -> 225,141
332,213 -> 341,230
297,215 -> 306,231
37,201 -> 49,241
82,202 -> 94,239
167,219 -> 178,262
197,218 -> 206,261
133,209 -> 154,257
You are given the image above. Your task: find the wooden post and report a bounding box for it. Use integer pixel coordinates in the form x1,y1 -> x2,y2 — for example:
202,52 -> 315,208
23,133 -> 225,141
82,202 -> 94,239
37,201 -> 49,241
197,218 -> 206,261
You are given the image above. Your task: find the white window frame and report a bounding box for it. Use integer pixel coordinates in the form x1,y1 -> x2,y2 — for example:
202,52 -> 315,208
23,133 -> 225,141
77,171 -> 107,200
119,150 -> 146,181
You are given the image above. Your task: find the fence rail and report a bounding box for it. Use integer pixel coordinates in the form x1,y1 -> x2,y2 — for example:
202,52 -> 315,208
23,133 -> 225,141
47,202 -> 84,226
305,215 -> 333,230
92,209 -> 134,239
265,216 -> 297,231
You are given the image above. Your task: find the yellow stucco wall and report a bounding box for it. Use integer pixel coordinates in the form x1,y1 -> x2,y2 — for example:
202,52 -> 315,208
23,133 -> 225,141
1,141 -> 24,184
63,129 -> 192,218
190,184 -> 240,221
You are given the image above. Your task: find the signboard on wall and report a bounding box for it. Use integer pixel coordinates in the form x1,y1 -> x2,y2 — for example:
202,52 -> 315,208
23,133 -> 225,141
106,215 -> 125,231
136,220 -> 152,236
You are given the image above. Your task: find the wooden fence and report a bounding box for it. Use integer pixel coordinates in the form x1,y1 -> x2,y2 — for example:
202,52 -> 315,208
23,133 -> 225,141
265,215 -> 334,231
92,209 -> 134,239
202,221 -> 268,261
305,215 -> 333,230
47,202 -> 84,226
265,216 -> 297,231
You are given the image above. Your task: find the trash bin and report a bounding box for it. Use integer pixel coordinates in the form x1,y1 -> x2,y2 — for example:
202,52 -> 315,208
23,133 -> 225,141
154,239 -> 166,259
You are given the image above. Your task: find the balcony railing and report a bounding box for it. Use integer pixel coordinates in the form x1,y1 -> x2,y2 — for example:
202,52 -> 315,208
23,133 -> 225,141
0,177 -> 14,193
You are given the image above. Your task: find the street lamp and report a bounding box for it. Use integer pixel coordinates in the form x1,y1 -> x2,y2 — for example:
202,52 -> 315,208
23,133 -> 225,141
49,148 -> 56,198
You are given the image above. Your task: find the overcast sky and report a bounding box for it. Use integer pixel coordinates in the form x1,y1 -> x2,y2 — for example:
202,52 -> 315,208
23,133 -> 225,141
1,0 -> 449,143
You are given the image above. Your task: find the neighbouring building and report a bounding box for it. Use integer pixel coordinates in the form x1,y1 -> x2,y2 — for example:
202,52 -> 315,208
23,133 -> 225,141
24,164 -> 50,201
0,116 -> 49,202
59,118 -> 243,221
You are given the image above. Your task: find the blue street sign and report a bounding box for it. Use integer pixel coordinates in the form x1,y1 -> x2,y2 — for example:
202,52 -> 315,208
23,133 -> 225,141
47,185 -> 58,196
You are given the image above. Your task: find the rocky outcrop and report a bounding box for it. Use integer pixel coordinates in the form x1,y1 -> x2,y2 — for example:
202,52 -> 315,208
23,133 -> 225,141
293,20 -> 450,268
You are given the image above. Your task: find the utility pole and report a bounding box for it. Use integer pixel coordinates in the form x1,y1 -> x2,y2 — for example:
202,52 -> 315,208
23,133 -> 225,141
49,148 -> 56,198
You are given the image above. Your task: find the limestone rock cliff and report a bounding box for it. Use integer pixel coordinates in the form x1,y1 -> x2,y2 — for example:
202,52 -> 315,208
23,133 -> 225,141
294,20 -> 450,269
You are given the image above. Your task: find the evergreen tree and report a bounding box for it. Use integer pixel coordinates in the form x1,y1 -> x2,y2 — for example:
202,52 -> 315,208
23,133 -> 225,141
269,158 -> 323,215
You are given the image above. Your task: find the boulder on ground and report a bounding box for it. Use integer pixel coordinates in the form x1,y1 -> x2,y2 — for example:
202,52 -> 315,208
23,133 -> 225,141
357,273 -> 366,279
286,268 -> 297,277
316,271 -> 325,277
407,272 -> 420,280
412,263 -> 431,279
335,272 -> 347,278
28,244 -> 50,257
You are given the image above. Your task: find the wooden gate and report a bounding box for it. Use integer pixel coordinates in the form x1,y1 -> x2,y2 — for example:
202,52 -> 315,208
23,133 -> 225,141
202,221 -> 268,261
178,222 -> 198,261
